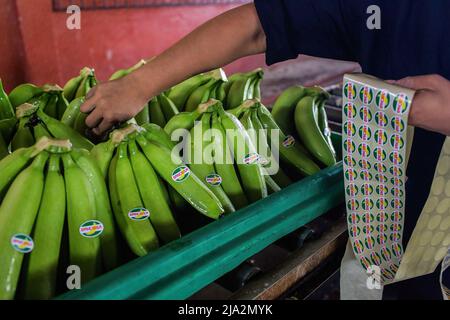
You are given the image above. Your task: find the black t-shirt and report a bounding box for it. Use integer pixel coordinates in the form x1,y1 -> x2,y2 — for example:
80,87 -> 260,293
254,0 -> 449,299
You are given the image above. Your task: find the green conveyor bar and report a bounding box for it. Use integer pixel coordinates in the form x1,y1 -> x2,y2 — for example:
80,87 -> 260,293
58,161 -> 344,300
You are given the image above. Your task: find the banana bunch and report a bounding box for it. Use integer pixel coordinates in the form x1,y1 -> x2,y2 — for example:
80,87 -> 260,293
8,83 -> 69,120
166,99 -> 268,209
90,123 -> 224,256
7,101 -> 93,152
0,137 -> 119,300
0,79 -> 14,121
61,68 -> 99,137
224,68 -> 264,109
271,85 -> 336,167
167,68 -> 228,112
63,67 -> 98,102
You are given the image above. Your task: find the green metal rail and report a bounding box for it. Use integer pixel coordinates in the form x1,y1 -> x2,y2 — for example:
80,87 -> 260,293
58,161 -> 344,300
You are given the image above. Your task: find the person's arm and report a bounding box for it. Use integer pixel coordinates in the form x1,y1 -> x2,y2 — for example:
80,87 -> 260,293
81,3 -> 266,135
393,75 -> 450,136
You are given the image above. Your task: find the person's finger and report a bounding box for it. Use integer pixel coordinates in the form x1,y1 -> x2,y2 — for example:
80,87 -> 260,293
393,75 -> 439,91
85,85 -> 97,100
85,108 -> 103,128
80,87 -> 98,113
93,119 -> 114,136
80,99 -> 97,114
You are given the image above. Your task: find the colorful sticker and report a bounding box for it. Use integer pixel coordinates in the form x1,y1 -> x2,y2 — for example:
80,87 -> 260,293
344,121 -> 357,137
243,153 -> 260,165
343,82 -> 357,100
344,103 -> 357,118
390,134 -> 405,150
344,139 -> 356,153
358,143 -> 371,158
389,151 -> 403,165
205,174 -> 222,186
344,155 -> 356,167
359,106 -> 373,124
376,90 -> 391,109
282,135 -> 296,148
346,184 -> 359,197
360,86 -> 374,104
391,116 -> 406,133
374,129 -> 388,145
79,220 -> 104,238
359,125 -> 372,141
172,165 -> 191,182
393,93 -> 409,114
128,208 -> 151,221
10,234 -> 34,253
348,213 -> 361,224
375,111 -> 388,127
359,159 -> 372,170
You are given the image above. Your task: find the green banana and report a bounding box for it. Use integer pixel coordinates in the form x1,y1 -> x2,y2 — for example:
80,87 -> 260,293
295,96 -> 336,167
264,174 -> 281,194
0,79 -> 14,119
158,93 -> 179,121
253,77 -> 262,101
24,155 -> 65,300
8,83 -> 43,109
43,93 -> 59,119
113,143 -> 159,255
185,78 -> 220,112
37,109 -> 94,150
75,73 -> 91,99
33,122 -> 51,140
218,106 -> 267,202
168,184 -> 190,212
71,149 -> 119,271
258,104 -> 321,176
271,86 -> 307,135
149,97 -> 166,128
0,118 -> 18,143
164,99 -> 214,136
109,70 -> 127,81
90,139 -> 116,179
142,123 -> 175,149
63,74 -> 84,102
63,67 -> 91,101
129,139 -> 181,243
11,117 -> 35,151
73,110 -> 88,136
167,72 -> 215,111
0,145 -> 43,199
0,132 -> 9,160
0,152 -> 48,300
109,59 -> 146,81
62,153 -> 101,284
61,97 -> 85,127
187,113 -> 235,214
250,110 -> 292,188
56,92 -> 69,120
135,104 -> 150,125
210,113 -> 248,209
226,76 -> 253,110
136,134 -> 224,219
225,69 -> 263,109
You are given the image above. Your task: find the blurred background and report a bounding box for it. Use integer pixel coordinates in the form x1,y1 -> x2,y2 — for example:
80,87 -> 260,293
0,0 -> 359,102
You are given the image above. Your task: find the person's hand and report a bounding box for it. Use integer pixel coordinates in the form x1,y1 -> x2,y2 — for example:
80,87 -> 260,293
80,74 -> 151,136
392,74 -> 450,136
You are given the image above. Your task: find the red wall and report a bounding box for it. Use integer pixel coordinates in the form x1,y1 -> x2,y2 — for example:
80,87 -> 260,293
0,0 -> 26,92
2,0 -> 264,91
